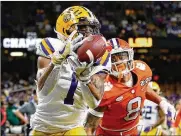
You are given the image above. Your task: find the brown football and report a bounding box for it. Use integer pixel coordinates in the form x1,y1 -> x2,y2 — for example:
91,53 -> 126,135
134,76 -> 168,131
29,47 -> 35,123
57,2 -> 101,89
77,34 -> 107,63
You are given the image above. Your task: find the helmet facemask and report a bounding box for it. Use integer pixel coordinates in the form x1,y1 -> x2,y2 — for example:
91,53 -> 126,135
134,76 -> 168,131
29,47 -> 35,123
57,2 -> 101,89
111,48 -> 134,79
76,17 -> 101,37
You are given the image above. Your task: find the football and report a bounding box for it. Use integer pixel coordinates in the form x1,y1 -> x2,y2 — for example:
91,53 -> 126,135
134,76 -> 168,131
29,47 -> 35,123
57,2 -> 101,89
77,34 -> 107,63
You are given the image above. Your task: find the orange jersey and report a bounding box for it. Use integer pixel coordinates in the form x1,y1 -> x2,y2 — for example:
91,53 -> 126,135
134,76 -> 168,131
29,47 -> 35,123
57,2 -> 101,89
175,109 -> 181,127
99,60 -> 152,131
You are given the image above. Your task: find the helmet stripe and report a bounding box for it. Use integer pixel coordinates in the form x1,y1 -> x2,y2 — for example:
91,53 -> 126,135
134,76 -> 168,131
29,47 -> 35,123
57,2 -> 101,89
112,38 -> 119,48
116,38 -> 122,49
110,39 -> 114,48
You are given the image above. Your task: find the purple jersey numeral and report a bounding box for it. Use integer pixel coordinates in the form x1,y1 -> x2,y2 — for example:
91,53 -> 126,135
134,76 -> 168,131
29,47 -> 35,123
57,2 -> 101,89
64,73 -> 78,105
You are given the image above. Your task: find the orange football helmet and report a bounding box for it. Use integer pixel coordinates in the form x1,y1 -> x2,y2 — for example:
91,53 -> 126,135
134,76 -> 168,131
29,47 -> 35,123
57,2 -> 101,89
108,38 -> 134,77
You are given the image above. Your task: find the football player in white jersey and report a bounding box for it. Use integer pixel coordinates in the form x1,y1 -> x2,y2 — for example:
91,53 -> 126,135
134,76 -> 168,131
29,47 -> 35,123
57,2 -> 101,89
30,6 -> 111,136
140,81 -> 174,136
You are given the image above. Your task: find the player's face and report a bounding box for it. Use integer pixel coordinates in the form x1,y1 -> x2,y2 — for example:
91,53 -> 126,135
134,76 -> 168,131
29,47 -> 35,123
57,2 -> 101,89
69,25 -> 98,53
111,52 -> 129,63
77,25 -> 94,37
111,52 -> 129,74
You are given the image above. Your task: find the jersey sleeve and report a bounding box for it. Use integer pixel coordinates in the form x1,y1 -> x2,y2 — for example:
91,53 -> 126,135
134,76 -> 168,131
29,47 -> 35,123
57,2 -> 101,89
135,60 -> 152,77
36,37 -> 65,58
134,60 -> 152,87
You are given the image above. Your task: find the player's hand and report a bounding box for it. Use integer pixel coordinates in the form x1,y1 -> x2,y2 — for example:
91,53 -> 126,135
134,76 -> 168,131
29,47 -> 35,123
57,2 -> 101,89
50,30 -> 83,65
69,31 -> 84,57
50,46 -> 70,65
144,126 -> 152,133
75,61 -> 94,84
159,100 -> 176,120
168,103 -> 176,120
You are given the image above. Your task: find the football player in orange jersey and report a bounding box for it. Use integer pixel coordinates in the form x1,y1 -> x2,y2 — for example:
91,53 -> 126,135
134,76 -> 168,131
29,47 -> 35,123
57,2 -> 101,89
85,38 -> 176,136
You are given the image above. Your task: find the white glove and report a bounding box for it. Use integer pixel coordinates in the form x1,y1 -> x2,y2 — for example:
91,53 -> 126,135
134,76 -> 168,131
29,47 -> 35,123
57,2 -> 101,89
50,30 -> 83,65
167,103 -> 176,120
75,61 -> 94,84
159,100 -> 176,120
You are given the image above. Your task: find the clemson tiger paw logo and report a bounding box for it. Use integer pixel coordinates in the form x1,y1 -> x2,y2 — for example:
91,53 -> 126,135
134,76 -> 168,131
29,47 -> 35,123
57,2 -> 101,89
104,82 -> 113,91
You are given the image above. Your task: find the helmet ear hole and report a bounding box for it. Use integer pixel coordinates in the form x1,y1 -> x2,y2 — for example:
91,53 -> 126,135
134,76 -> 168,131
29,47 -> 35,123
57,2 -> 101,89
66,30 -> 71,35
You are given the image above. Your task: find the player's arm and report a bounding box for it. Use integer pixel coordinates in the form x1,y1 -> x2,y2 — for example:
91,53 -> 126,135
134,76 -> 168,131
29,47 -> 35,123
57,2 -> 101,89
13,104 -> 29,124
37,32 -> 81,90
14,110 -> 28,124
85,106 -> 107,135
152,106 -> 166,129
36,56 -> 53,91
87,73 -> 106,100
146,85 -> 176,119
80,72 -> 107,109
145,85 -> 162,104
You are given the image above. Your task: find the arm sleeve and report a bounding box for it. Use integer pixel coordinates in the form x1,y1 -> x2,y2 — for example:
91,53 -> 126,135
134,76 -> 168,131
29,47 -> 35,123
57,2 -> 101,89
36,38 -> 65,57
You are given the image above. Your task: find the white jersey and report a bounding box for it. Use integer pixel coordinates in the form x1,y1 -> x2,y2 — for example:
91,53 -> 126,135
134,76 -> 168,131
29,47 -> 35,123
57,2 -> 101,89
31,38 -> 111,133
141,99 -> 159,127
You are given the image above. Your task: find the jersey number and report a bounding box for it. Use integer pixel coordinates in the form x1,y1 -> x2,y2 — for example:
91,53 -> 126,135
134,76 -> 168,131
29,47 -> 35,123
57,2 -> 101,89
64,73 -> 78,105
142,106 -> 152,120
124,97 -> 142,121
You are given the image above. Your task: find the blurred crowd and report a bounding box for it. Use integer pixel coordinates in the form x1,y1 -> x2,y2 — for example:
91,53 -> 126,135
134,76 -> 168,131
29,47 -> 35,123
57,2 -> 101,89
1,72 -> 36,135
1,1 -> 181,39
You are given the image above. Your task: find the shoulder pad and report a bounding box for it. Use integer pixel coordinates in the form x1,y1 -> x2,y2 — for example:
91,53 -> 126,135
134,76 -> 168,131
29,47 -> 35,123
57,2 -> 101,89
36,37 -> 65,58
134,60 -> 152,77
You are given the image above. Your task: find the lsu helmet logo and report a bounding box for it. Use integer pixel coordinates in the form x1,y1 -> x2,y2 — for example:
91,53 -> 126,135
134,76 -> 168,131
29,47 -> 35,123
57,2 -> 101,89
63,14 -> 71,23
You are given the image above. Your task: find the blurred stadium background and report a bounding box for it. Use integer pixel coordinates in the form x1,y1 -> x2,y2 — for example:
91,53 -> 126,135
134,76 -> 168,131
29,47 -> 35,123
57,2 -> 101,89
1,1 -> 181,135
